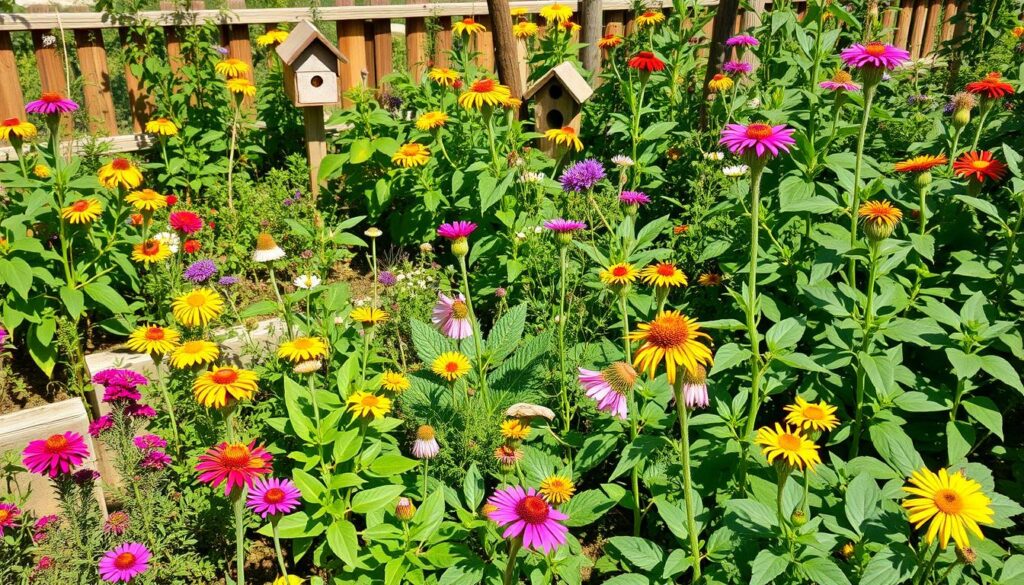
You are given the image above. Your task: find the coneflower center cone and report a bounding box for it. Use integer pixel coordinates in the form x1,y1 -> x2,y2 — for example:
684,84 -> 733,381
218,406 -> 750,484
45,434 -> 68,453
515,495 -> 550,523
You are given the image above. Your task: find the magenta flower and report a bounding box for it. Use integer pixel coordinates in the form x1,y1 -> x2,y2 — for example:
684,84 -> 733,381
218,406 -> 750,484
432,292 -> 473,339
246,476 -> 302,518
543,219 -> 587,233
124,403 -> 156,418
820,80 -> 861,92
719,122 -> 796,159
103,511 -> 130,535
98,542 -> 150,583
619,191 -> 650,206
72,469 -> 100,485
141,450 -> 172,470
578,367 -> 629,420
22,432 -> 90,477
102,385 -> 141,403
840,42 -> 910,70
723,60 -> 752,75
169,211 -> 204,234
486,486 -> 569,553
32,514 -> 58,542
725,35 -> 759,47
88,415 -> 114,438
25,92 -> 79,115
436,221 -> 477,240
133,434 -> 168,450
0,502 -> 20,536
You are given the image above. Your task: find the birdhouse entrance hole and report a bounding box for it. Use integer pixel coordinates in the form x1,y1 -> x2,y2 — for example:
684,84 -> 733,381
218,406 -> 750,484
548,85 -> 564,100
310,75 -> 324,88
546,109 -> 565,129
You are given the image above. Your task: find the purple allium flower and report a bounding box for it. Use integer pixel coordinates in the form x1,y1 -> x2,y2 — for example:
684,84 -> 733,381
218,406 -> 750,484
559,159 -> 606,192
437,221 -> 477,240
619,191 -> 650,206
543,219 -> 587,233
25,93 -> 79,115
133,434 -> 168,450
141,449 -> 172,470
218,276 -> 240,287
378,270 -> 397,286
183,259 -> 217,283
723,60 -> 752,74
725,35 -> 759,47
88,415 -> 114,438
282,197 -> 294,207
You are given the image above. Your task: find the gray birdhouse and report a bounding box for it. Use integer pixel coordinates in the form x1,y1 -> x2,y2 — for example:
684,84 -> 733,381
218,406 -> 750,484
523,62 -> 594,155
275,20 -> 348,107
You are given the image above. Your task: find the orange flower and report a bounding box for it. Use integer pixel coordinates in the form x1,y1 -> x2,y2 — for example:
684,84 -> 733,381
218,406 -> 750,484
858,200 -> 903,241
953,151 -> 1007,183
628,311 -> 713,384
964,72 -> 1015,100
893,154 -> 948,173
598,34 -> 623,49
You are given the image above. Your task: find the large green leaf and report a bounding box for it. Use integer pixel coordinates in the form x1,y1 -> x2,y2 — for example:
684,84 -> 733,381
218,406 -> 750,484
351,484 -> 404,514
844,473 -> 880,533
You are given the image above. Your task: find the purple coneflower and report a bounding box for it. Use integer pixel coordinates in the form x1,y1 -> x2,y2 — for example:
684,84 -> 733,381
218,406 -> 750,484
559,159 -> 606,192
725,35 -> 759,47
133,434 -> 168,450
25,93 -> 79,115
88,415 -> 114,437
432,292 -> 473,339
578,363 -> 636,420
141,450 -> 172,470
436,221 -> 477,240
840,41 -> 910,71
98,542 -> 150,583
246,477 -> 302,518
719,122 -> 796,163
819,69 -> 861,92
412,425 -> 439,459
21,432 -> 90,477
723,60 -> 752,75
485,486 -> 569,553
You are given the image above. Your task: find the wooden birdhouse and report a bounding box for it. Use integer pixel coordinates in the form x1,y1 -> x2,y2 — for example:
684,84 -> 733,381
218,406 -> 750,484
275,20 -> 348,107
523,62 -> 594,155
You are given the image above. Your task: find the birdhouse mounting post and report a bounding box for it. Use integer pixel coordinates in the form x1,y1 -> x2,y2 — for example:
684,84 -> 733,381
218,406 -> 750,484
303,106 -> 327,199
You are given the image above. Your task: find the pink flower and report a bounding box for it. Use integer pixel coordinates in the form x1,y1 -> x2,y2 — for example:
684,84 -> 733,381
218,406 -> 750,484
32,514 -> 59,542
725,35 -> 758,47
723,60 -> 752,75
543,219 -> 587,233
578,366 -> 633,420
486,486 -> 569,553
0,502 -> 20,536
246,476 -> 302,518
436,221 -> 477,240
98,542 -> 150,583
820,80 -> 861,92
432,292 -> 473,339
719,122 -> 796,159
169,211 -> 204,234
103,510 -> 130,535
840,42 -> 910,70
102,385 -> 141,403
619,191 -> 650,206
133,434 -> 168,450
680,365 -> 709,409
22,432 -> 90,477
412,425 -> 440,459
196,441 -> 273,496
72,469 -> 100,485
88,415 -> 114,437
125,403 -> 156,418
25,92 -> 79,115
141,449 -> 172,470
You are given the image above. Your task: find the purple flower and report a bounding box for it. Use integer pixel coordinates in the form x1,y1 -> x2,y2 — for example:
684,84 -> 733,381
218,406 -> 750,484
72,469 -> 100,485
559,159 -> 606,192
0,326 -> 8,346
215,45 -> 229,55
543,219 -> 587,233
723,60 -> 752,74
125,403 -> 156,418
141,450 -> 172,470
93,368 -> 148,388
183,259 -> 217,283
246,477 -> 302,518
218,276 -> 240,287
88,415 -> 114,437
133,434 -> 168,450
725,35 -> 759,47
378,270 -> 397,286
495,287 -> 507,298
840,42 -> 910,70
437,221 -> 477,240
98,542 -> 150,582
25,93 -> 79,115
282,197 -> 294,207
619,191 -> 650,206
103,511 -> 130,535
102,385 -> 141,403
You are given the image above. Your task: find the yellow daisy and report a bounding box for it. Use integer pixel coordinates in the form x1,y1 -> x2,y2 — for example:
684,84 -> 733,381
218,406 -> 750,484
392,143 -> 430,167
500,419 -> 531,440
452,17 -> 486,36
226,78 -> 257,97
256,29 -> 290,47
380,371 -> 411,393
708,73 -> 734,93
351,306 -> 389,326
347,391 -> 392,419
144,117 -> 178,137
539,475 -> 576,504
98,158 -> 143,190
171,288 -> 225,328
540,3 -> 573,24
544,126 -> 583,152
277,337 -> 328,363
416,111 -> 449,131
629,310 -> 713,384
169,340 -> 220,369
513,21 -> 538,39
427,68 -> 461,87
599,262 -> 638,287
61,198 -> 103,224
432,351 -> 471,381
635,10 -> 666,28
784,396 -> 840,432
0,118 -> 38,141
125,325 -> 180,355
901,467 -> 994,550
125,189 -> 168,212
215,58 -> 250,78
755,423 -> 821,470
193,366 -> 259,408
132,239 -> 171,264
458,78 -> 512,110
640,262 -> 688,288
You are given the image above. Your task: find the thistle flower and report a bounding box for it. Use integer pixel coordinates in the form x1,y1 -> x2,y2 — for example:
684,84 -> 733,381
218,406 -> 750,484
725,35 -> 759,47
559,159 -> 606,192
723,60 -> 753,75
183,259 -> 218,283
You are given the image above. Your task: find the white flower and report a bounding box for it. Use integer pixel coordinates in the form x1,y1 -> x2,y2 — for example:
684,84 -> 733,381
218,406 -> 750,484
42,34 -> 56,47
353,297 -> 367,307
515,232 -> 527,240
152,231 -> 180,254
747,98 -> 761,108
396,273 -> 406,281
611,155 -> 634,167
704,151 -> 724,161
293,274 -> 321,289
723,165 -> 750,177
520,171 -> 546,184
533,226 -> 543,234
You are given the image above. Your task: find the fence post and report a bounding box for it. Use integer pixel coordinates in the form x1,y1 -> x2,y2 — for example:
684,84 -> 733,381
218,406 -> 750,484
406,15 -> 428,83
73,26 -> 119,135
119,28 -> 154,132
909,0 -> 928,59
223,0 -> 256,107
364,16 -> 378,87
699,0 -> 740,129
28,5 -> 70,99
579,0 -> 602,73
433,16 -> 453,69
475,14 -> 496,72
485,0 -> 523,98
0,32 -> 25,121
939,0 -> 960,43
895,0 -> 913,49
920,0 -> 943,56
739,1 -> 764,68
337,0 -> 369,103
372,0 -> 393,86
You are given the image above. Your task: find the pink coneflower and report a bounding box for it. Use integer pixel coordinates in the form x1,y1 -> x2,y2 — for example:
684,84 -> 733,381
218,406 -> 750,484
88,415 -> 114,437
680,365 -> 709,409
486,486 -> 569,553
543,219 -> 587,233
578,363 -> 636,420
125,403 -> 156,418
432,292 -> 473,339
412,425 -> 440,459
619,191 -> 650,206
246,477 -> 302,518
0,502 -> 20,536
169,211 -> 203,234
494,445 -> 523,467
98,542 -> 150,583
103,510 -> 130,535
141,450 -> 172,470
436,221 -> 477,240
723,60 -> 752,75
819,69 -> 861,92
25,92 -> 79,115
719,122 -> 796,161
725,35 -> 759,47
22,432 -> 90,477
840,42 -> 910,70
196,441 -> 273,496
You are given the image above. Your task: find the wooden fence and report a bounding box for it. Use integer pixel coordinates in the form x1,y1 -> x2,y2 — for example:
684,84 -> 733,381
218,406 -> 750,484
0,0 -> 966,157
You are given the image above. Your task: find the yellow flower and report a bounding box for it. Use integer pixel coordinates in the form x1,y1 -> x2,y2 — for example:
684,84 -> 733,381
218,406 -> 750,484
513,21 -> 538,39
226,77 -> 257,97
98,158 -> 143,190
629,310 -> 713,384
347,390 -> 392,419
273,577 -> 305,585
432,351 -> 471,381
380,371 -> 410,393
33,164 -> 50,179
458,78 -> 512,110
416,111 -> 449,131
755,423 -> 821,470
351,306 -> 389,325
640,262 -> 687,288
500,419 -> 531,440
539,475 -> 576,504
392,143 -> 430,167
902,467 -> 994,550
126,325 -> 180,355
697,272 -> 722,286
61,198 -> 103,224
859,199 -> 903,241
171,288 -> 225,328
510,7 -> 528,16
144,117 -> 178,137
784,396 -> 840,432
708,73 -> 734,93
0,118 -> 37,141
277,337 -> 328,363
599,262 -> 638,286
132,239 -> 171,264
169,340 -> 220,369
635,10 -> 666,28
125,189 -> 168,212
193,366 -> 259,408
544,126 -> 582,152
257,29 -> 290,47
540,3 -> 573,24
452,17 -> 486,36
502,96 -> 522,109
427,68 -> 461,87
216,58 -> 250,78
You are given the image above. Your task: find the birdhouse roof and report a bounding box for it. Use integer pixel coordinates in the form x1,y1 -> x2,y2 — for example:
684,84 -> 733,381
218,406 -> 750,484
276,20 -> 348,65
523,62 -> 593,103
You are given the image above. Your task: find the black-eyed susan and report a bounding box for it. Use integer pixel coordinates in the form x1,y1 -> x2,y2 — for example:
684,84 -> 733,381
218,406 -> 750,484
416,111 -> 448,131
599,262 -> 638,287
193,366 -> 259,408
126,325 -> 180,355
458,78 -> 512,110
432,351 -> 471,381
902,467 -> 994,550
640,262 -> 688,290
144,117 -> 178,137
351,306 -> 389,326
858,200 -> 902,241
171,288 -> 224,328
629,310 -> 713,384
169,340 -> 220,369
539,475 -> 576,504
132,239 -> 171,264
755,423 -> 821,470
499,419 -> 531,441
392,143 -> 430,167
452,17 -> 486,36
215,58 -> 250,78
0,117 -> 38,142
277,337 -> 328,363
540,2 -> 573,23
125,189 -> 168,212
61,198 -> 103,224
544,126 -> 582,152
708,73 -> 734,93
784,396 -> 840,432
256,29 -> 289,47
226,78 -> 256,97
380,371 -> 410,393
513,21 -> 538,39
427,68 -> 460,87
98,158 -> 143,190
635,10 -> 666,28
346,391 -> 391,419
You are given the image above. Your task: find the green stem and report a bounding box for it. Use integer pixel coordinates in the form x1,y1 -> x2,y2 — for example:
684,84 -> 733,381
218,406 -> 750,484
154,359 -> 182,455
422,458 -> 430,501
501,538 -> 522,585
360,326 -> 370,388
674,375 -> 702,580
232,491 -> 246,585
458,255 -> 489,408
371,237 -> 379,307
226,102 -> 240,211
737,164 -> 765,492
970,100 -> 992,152
271,518 -> 288,578
997,202 -> 1023,302
776,466 -> 791,537
557,245 -> 569,433
912,543 -> 942,585
918,179 -> 929,236
847,81 -> 878,289
268,266 -> 295,339
850,241 -> 879,458
801,468 -> 810,514
948,127 -> 964,171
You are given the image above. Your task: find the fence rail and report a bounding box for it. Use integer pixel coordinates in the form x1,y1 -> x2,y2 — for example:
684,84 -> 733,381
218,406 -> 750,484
0,0 -> 966,160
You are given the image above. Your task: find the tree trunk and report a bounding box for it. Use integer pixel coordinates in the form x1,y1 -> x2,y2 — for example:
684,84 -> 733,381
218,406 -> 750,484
485,0 -> 524,98
699,0 -> 741,129
580,0 -> 603,73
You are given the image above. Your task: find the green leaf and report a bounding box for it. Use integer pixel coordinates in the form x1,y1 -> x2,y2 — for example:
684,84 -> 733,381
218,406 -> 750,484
349,138 -> 373,164
765,318 -> 805,352
800,557 -> 851,585
486,303 -> 527,362
411,489 -> 445,543
60,286 -> 85,319
0,258 -> 33,299
410,318 -> 451,365
749,549 -> 788,585
326,520 -> 359,567
27,321 -> 57,377
257,511 -> 325,539
605,537 -> 664,571
946,419 -> 974,465
576,432 -> 619,473
980,355 -> 1024,394
239,299 -> 279,319
609,436 -> 664,481
868,422 -> 924,476
562,489 -> 614,527
962,396 -> 1003,440
654,498 -> 689,543
292,468 -> 325,503
640,121 -> 675,141
724,499 -> 775,535
710,343 -> 751,374
463,463 -> 484,511
368,454 -> 419,477
859,545 -> 918,585
283,376 -> 315,443
945,348 -> 982,380
83,282 -> 130,314
332,428 -> 362,462
318,153 -> 345,182
351,484 -> 405,514
844,473 -> 880,533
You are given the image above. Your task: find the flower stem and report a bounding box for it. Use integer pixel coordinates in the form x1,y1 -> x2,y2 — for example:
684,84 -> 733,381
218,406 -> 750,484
226,103 -> 240,212
458,255 -> 489,408
271,518 -> 288,578
154,359 -> 182,455
917,179 -> 929,236
268,266 -> 295,339
557,245 -> 570,433
737,164 -> 765,493
501,538 -> 522,585
911,543 -> 942,585
422,458 -> 430,501
850,240 -> 880,458
232,491 -> 247,585
673,374 -> 702,580
776,465 -> 791,536
970,100 -> 992,152
847,81 -> 877,289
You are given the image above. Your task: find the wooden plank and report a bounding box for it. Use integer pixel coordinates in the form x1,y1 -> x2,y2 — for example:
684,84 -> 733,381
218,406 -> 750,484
29,6 -> 69,98
920,0 -> 943,56
881,5 -> 895,42
371,0 -> 393,85
894,0 -> 913,49
406,16 -> 427,82
119,28 -> 153,132
909,0 -> 928,59
363,18 -> 377,87
303,105 -> 326,198
433,16 -> 453,68
939,0 -> 958,42
475,14 -> 495,72
337,0 -> 368,102
223,0 -> 256,107
0,31 -> 25,120
73,27 -> 119,135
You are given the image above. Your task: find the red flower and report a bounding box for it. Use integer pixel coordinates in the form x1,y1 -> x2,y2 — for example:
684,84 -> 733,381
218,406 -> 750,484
183,239 -> 201,254
169,211 -> 203,234
627,51 -> 665,73
452,79 -> 464,90
208,221 -> 216,230
965,72 -> 1015,100
953,151 -> 1007,183
130,214 -> 144,227
165,195 -> 177,206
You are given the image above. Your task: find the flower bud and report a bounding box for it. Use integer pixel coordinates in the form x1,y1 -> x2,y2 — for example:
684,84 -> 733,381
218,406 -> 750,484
790,509 -> 808,526
451,237 -> 469,258
395,497 -> 416,521
914,171 -> 932,190
555,232 -> 573,247
956,546 -> 977,565
953,108 -> 971,129
840,542 -> 855,560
